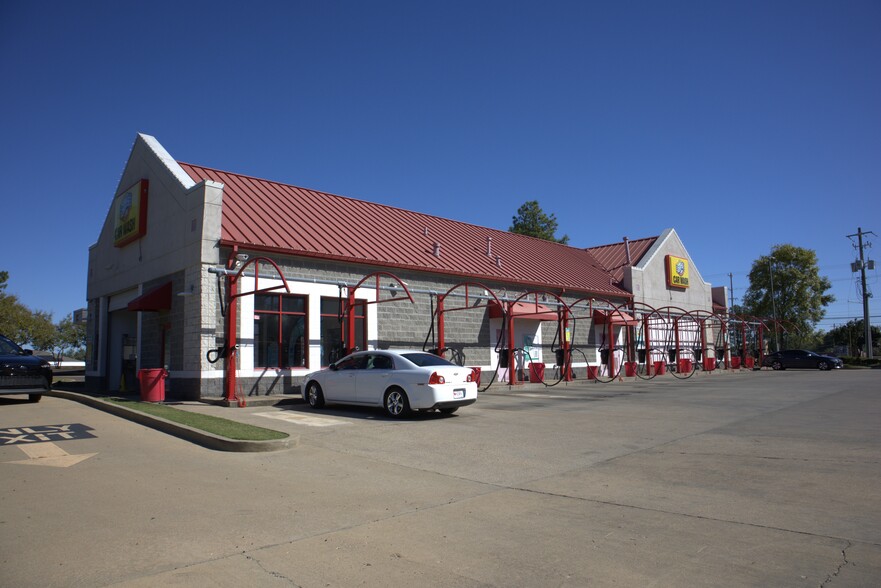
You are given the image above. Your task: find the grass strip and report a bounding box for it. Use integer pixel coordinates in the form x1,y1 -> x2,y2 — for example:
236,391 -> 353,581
106,398 -> 288,441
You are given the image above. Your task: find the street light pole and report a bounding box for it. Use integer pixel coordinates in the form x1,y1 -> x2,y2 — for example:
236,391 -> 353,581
768,259 -> 780,351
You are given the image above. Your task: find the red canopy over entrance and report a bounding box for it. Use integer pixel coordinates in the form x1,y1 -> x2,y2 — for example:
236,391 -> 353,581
127,282 -> 172,312
593,308 -> 639,326
488,301 -> 557,321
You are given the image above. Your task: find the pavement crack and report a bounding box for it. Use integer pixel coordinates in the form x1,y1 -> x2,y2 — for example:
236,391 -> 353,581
242,553 -> 301,587
663,451 -> 879,465
511,487 -> 881,547
819,541 -> 852,588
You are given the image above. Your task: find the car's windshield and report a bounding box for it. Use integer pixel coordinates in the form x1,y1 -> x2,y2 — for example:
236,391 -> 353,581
0,335 -> 24,355
401,352 -> 455,367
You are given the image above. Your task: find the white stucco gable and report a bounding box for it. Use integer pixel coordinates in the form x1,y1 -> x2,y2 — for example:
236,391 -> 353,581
138,133 -> 197,191
87,134 -> 224,301
626,228 -> 715,312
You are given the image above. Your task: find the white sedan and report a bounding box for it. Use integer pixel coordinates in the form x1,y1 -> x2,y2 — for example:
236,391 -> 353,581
301,350 -> 478,418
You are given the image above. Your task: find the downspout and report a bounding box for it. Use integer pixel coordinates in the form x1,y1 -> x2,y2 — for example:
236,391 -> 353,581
224,246 -> 239,404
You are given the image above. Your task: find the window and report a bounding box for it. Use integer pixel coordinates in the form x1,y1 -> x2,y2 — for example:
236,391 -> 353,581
400,352 -> 455,367
254,294 -> 307,368
320,297 -> 366,366
366,353 -> 394,370
334,354 -> 366,370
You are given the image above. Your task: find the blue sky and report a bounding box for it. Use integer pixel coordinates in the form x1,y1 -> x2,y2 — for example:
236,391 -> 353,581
2,0 -> 879,331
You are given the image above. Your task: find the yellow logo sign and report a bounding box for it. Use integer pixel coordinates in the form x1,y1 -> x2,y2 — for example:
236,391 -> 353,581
666,255 -> 690,288
113,180 -> 148,247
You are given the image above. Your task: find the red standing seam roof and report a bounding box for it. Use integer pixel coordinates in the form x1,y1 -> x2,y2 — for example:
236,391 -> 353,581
586,237 -> 658,285
178,163 -> 630,298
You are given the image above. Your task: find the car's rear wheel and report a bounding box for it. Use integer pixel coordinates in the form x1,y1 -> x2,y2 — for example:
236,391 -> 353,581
439,407 -> 458,415
384,388 -> 411,418
818,360 -> 830,371
306,382 -> 325,408
28,394 -> 42,403
771,360 -> 783,371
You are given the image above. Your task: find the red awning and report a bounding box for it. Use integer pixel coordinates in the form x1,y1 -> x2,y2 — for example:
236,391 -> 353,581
593,308 -> 639,326
127,282 -> 172,312
489,301 -> 558,321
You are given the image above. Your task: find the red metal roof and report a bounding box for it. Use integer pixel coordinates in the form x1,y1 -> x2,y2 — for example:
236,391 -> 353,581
586,237 -> 658,284
178,163 -> 629,298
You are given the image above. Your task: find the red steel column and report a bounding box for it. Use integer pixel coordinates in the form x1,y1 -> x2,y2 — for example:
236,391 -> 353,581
700,318 -> 708,371
608,322 -> 617,380
436,295 -> 445,356
507,303 -> 516,384
674,316 -> 681,372
346,290 -> 356,355
757,323 -> 765,368
562,306 -> 572,382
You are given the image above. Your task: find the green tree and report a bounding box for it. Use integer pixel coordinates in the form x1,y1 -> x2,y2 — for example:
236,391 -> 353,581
0,271 -> 57,349
822,319 -> 881,357
742,244 -> 833,348
509,200 -> 569,244
0,271 -> 33,342
53,315 -> 87,362
23,310 -> 56,351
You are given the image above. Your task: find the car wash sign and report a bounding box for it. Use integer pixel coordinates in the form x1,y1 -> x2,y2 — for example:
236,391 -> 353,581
113,179 -> 149,247
666,255 -> 690,288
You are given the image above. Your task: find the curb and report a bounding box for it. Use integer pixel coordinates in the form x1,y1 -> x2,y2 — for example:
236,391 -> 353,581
47,390 -> 297,453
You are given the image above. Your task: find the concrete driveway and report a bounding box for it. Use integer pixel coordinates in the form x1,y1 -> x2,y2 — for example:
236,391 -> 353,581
2,369 -> 879,586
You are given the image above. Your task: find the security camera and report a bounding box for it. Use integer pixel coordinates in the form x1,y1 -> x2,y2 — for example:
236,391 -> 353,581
235,253 -> 250,262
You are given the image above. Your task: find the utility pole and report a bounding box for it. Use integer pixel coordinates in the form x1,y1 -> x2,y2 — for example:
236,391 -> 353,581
728,272 -> 734,311
847,227 -> 875,359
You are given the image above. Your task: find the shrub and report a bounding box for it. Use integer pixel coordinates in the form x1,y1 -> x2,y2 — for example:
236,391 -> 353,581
841,356 -> 881,367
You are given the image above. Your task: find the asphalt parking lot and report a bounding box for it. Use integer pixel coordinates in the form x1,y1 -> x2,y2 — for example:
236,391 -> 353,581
3,369 -> 880,587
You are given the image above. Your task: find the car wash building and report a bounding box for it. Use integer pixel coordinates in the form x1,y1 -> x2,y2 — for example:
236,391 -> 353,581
587,234 -> 730,372
86,134 -> 726,402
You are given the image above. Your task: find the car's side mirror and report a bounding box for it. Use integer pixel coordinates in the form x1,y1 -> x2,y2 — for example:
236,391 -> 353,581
329,363 -> 338,371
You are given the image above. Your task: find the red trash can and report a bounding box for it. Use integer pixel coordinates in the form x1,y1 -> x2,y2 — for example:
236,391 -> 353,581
138,368 -> 167,402
528,362 -> 545,383
624,361 -> 637,377
653,361 -> 666,375
703,357 -> 716,371
730,356 -> 741,369
468,367 -> 481,386
678,358 -> 693,374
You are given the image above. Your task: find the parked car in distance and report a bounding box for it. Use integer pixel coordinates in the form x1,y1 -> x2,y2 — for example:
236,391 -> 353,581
302,350 -> 478,418
762,349 -> 843,371
0,334 -> 53,402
